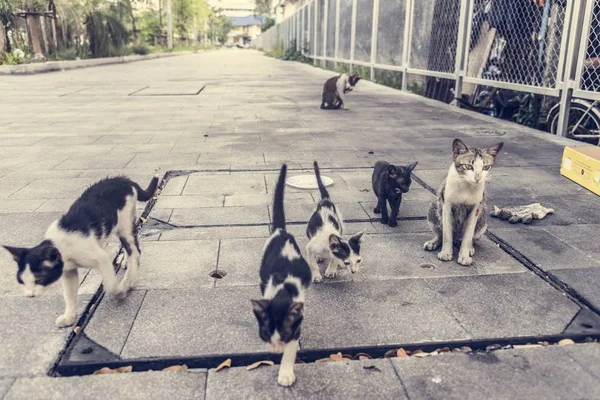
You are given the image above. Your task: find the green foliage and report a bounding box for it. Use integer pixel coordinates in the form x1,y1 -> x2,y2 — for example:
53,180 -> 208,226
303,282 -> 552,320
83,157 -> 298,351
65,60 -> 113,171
50,46 -> 87,60
254,0 -> 270,16
85,10 -> 128,58
260,17 -> 274,32
280,39 -> 310,62
138,10 -> 162,44
208,10 -> 231,43
132,43 -> 149,54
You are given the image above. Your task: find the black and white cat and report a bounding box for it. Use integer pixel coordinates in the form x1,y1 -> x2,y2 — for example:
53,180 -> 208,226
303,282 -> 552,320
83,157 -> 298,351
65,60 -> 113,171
372,161 -> 418,227
251,164 -> 311,387
3,175 -> 159,328
306,161 -> 365,282
320,73 -> 361,110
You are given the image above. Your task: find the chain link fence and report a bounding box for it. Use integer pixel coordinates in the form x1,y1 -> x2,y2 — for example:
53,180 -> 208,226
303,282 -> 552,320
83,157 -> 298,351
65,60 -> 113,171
255,0 -> 600,138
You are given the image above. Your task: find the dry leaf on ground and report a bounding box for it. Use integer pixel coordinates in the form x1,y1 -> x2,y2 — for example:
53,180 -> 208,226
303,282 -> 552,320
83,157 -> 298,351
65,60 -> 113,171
513,344 -> 542,349
215,359 -> 232,372
412,352 -> 432,358
396,348 -> 409,359
93,366 -> 132,375
246,360 -> 275,371
162,365 -> 188,372
558,339 -> 575,346
140,217 -> 148,223
329,352 -> 344,362
315,358 -> 331,363
384,349 -> 397,358
73,326 -> 81,334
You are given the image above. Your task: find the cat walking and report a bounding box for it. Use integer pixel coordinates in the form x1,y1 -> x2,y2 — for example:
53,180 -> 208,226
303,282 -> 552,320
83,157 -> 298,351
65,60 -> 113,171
251,165 -> 311,387
3,175 -> 159,327
424,139 -> 503,265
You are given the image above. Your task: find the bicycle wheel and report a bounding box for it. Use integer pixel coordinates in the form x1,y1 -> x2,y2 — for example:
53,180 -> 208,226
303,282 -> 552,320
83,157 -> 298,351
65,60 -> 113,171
550,101 -> 600,145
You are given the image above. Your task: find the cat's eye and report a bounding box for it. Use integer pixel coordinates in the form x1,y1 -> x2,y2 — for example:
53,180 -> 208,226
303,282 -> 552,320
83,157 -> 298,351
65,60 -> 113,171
462,164 -> 474,170
344,261 -> 350,266
356,259 -> 362,264
483,165 -> 491,171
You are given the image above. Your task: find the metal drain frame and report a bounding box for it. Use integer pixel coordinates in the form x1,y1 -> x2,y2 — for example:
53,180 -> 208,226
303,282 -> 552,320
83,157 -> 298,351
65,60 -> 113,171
50,166 -> 600,377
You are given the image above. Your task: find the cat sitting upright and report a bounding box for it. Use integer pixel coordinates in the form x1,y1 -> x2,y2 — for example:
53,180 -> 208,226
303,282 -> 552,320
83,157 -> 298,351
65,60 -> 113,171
372,161 -> 418,227
424,139 -> 503,266
306,161 -> 365,282
320,73 -> 361,110
2,175 -> 159,327
251,164 -> 311,387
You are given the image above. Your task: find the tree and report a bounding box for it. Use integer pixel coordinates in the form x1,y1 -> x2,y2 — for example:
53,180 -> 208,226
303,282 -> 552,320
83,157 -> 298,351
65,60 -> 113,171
208,9 -> 231,44
254,0 -> 271,16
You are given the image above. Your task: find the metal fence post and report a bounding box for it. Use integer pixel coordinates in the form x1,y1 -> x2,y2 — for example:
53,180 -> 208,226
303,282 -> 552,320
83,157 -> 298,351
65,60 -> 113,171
314,0 -> 319,64
323,0 -> 329,67
453,0 -> 471,104
349,0 -> 358,72
334,0 -> 341,68
557,0 -> 591,137
370,0 -> 380,81
401,0 -> 413,91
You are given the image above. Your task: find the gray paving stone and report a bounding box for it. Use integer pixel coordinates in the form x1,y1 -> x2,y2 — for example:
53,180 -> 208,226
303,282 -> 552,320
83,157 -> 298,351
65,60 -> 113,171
0,199 -> 45,213
5,371 -> 206,400
302,280 -> 470,350
493,227 -> 600,270
224,192 -> 314,207
155,195 -> 224,209
361,200 -> 429,219
551,268 -> 600,310
158,225 -> 271,241
84,290 -> 147,356
0,212 -> 61,245
136,240 -> 218,289
393,345 -> 600,400
561,342 -> 600,380
426,273 -> 580,338
183,173 -> 266,195
0,295 -> 90,378
8,178 -> 93,200
160,175 -> 188,196
215,238 -> 264,287
0,379 -> 14,399
269,202 -> 369,223
121,286 -> 266,358
543,224 -> 600,258
205,359 -> 406,400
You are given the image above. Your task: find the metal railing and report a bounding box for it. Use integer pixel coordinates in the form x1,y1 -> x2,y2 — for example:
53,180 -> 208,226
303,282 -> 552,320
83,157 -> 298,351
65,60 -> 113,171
253,0 -> 600,139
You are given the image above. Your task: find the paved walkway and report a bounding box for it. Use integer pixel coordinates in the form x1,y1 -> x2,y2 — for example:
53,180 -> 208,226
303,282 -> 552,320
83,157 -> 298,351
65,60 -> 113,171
1,50 -> 599,399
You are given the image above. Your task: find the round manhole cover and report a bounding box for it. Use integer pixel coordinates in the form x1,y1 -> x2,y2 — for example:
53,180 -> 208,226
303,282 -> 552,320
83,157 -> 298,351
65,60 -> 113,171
286,175 -> 334,190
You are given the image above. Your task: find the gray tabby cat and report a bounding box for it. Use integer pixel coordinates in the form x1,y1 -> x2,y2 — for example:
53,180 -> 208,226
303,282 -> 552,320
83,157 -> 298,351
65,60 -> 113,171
424,139 -> 503,266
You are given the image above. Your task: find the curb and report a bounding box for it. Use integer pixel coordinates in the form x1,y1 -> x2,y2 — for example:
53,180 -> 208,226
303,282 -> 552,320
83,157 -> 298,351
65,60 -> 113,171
0,51 -> 193,75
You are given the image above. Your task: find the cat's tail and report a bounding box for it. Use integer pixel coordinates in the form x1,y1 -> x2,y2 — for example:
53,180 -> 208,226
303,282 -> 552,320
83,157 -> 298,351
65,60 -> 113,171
272,164 -> 287,231
313,161 -> 330,200
134,175 -> 160,202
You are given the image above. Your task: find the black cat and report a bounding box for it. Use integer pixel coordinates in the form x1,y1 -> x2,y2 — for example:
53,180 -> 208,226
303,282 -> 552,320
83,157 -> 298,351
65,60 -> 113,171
372,161 -> 418,227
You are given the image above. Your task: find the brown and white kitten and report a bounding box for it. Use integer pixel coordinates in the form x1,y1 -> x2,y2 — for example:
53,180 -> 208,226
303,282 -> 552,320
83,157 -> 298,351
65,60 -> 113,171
251,164 -> 311,387
424,139 -> 503,266
320,73 -> 361,110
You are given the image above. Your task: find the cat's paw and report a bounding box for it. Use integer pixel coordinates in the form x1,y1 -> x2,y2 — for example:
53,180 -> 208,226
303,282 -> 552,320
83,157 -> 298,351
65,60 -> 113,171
468,247 -> 475,256
55,313 -> 77,328
373,207 -> 381,214
424,240 -> 440,251
388,220 -> 398,227
437,250 -> 453,261
457,252 -> 473,266
312,274 -> 323,283
324,270 -> 337,278
277,370 -> 296,387
380,217 -> 389,225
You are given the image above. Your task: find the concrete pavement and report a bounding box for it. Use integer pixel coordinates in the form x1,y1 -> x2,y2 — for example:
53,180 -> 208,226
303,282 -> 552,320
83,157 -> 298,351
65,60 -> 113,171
1,49 -> 599,399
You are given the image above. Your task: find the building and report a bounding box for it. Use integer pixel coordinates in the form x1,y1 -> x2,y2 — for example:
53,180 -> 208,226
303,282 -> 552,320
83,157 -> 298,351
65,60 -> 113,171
273,0 -> 304,23
228,15 -> 265,46
209,0 -> 255,18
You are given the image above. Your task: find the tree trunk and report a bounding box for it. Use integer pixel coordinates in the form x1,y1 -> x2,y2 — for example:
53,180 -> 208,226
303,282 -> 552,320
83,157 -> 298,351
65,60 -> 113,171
0,22 -> 7,53
27,16 -> 45,59
130,7 -> 138,41
40,16 -> 49,55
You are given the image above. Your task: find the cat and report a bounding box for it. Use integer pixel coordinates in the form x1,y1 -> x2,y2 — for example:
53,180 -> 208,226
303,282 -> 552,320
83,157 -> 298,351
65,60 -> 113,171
320,73 -> 361,110
2,175 -> 159,328
251,164 -> 311,387
372,161 -> 418,227
306,161 -> 365,282
424,139 -> 503,266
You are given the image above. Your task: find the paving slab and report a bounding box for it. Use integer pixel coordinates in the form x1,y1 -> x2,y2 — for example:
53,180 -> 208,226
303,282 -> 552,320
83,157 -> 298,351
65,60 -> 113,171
551,268 -> 600,310
183,174 -> 266,195
168,206 -> 270,226
302,280 -> 470,350
136,240 -> 218,289
268,202 -> 370,223
205,359 -> 405,400
425,273 -> 580,338
543,224 -> 600,258
5,371 -> 206,400
120,286 -> 266,359
0,379 -> 14,399
493,227 -> 600,271
154,195 -> 224,209
393,345 -> 600,400
561,342 -> 600,380
0,295 -> 91,378
158,225 -> 271,241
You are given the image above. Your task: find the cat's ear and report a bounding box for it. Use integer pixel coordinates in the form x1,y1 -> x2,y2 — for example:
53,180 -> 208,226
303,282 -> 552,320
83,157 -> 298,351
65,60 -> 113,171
452,139 -> 469,156
328,234 -> 342,250
251,299 -> 269,320
406,161 -> 418,173
350,229 -> 366,243
286,302 -> 304,324
387,165 -> 398,178
43,246 -> 61,264
2,245 -> 28,262
485,142 -> 504,157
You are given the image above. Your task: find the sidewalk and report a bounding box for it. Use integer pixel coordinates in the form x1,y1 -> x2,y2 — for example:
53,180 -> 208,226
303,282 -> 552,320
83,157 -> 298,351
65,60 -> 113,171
0,49 -> 599,399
